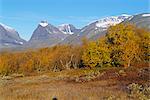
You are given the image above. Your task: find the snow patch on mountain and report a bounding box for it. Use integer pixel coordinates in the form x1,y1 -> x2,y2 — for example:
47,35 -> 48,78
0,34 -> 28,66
15,40 -> 23,45
142,14 -> 150,17
58,24 -> 74,34
96,14 -> 131,28
4,43 -> 9,46
39,21 -> 48,27
59,24 -> 69,27
0,23 -> 16,32
121,14 -> 131,17
128,16 -> 133,20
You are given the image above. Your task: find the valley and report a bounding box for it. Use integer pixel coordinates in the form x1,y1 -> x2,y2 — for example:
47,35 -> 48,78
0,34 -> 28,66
0,66 -> 149,100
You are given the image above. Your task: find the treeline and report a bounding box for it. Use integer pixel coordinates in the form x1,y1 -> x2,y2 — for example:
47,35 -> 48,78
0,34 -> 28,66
0,24 -> 149,75
0,45 -> 83,75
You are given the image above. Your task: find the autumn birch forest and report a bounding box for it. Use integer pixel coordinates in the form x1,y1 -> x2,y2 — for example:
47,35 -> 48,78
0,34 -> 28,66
0,23 -> 149,75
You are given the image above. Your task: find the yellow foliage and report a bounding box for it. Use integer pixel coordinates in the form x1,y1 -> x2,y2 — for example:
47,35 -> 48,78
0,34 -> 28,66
82,38 -> 111,68
0,24 -> 149,75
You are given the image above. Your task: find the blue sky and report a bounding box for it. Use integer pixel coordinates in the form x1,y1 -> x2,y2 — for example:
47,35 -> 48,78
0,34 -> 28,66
0,0 -> 149,40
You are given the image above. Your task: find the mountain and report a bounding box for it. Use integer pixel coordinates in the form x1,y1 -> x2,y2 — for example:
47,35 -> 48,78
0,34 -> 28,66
58,24 -> 80,34
61,14 -> 131,45
0,23 -> 26,49
1,13 -> 149,50
80,14 -> 131,38
123,13 -> 150,30
26,21 -> 69,48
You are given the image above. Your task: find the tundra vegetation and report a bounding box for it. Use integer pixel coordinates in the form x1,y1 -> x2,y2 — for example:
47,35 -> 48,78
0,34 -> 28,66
0,24 -> 149,100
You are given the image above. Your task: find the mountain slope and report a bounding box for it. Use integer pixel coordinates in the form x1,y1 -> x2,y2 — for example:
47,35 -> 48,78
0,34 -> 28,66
26,21 -> 69,48
123,13 -> 150,30
0,23 -> 26,49
1,13 -> 149,50
61,14 -> 131,45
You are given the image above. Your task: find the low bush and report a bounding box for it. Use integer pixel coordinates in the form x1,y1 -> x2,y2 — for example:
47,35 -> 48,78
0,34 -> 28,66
127,83 -> 150,100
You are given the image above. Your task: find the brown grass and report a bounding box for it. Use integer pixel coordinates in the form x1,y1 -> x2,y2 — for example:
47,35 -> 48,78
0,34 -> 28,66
0,67 -> 149,100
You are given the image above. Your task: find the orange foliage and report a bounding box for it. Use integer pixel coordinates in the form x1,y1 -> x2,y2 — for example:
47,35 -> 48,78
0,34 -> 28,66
0,24 -> 149,75
0,45 -> 83,75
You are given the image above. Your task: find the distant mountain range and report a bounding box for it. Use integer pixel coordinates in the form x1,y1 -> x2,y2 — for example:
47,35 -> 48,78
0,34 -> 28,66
0,13 -> 150,50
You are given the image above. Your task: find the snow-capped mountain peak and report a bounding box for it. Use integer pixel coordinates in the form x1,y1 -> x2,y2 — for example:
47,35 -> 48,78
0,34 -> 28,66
39,21 -> 48,27
96,14 -> 131,28
59,24 -> 70,27
0,23 -> 16,32
0,22 -> 26,47
58,24 -> 74,34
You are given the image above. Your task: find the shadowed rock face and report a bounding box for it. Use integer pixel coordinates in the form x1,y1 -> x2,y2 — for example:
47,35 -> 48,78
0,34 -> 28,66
0,23 -> 26,49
